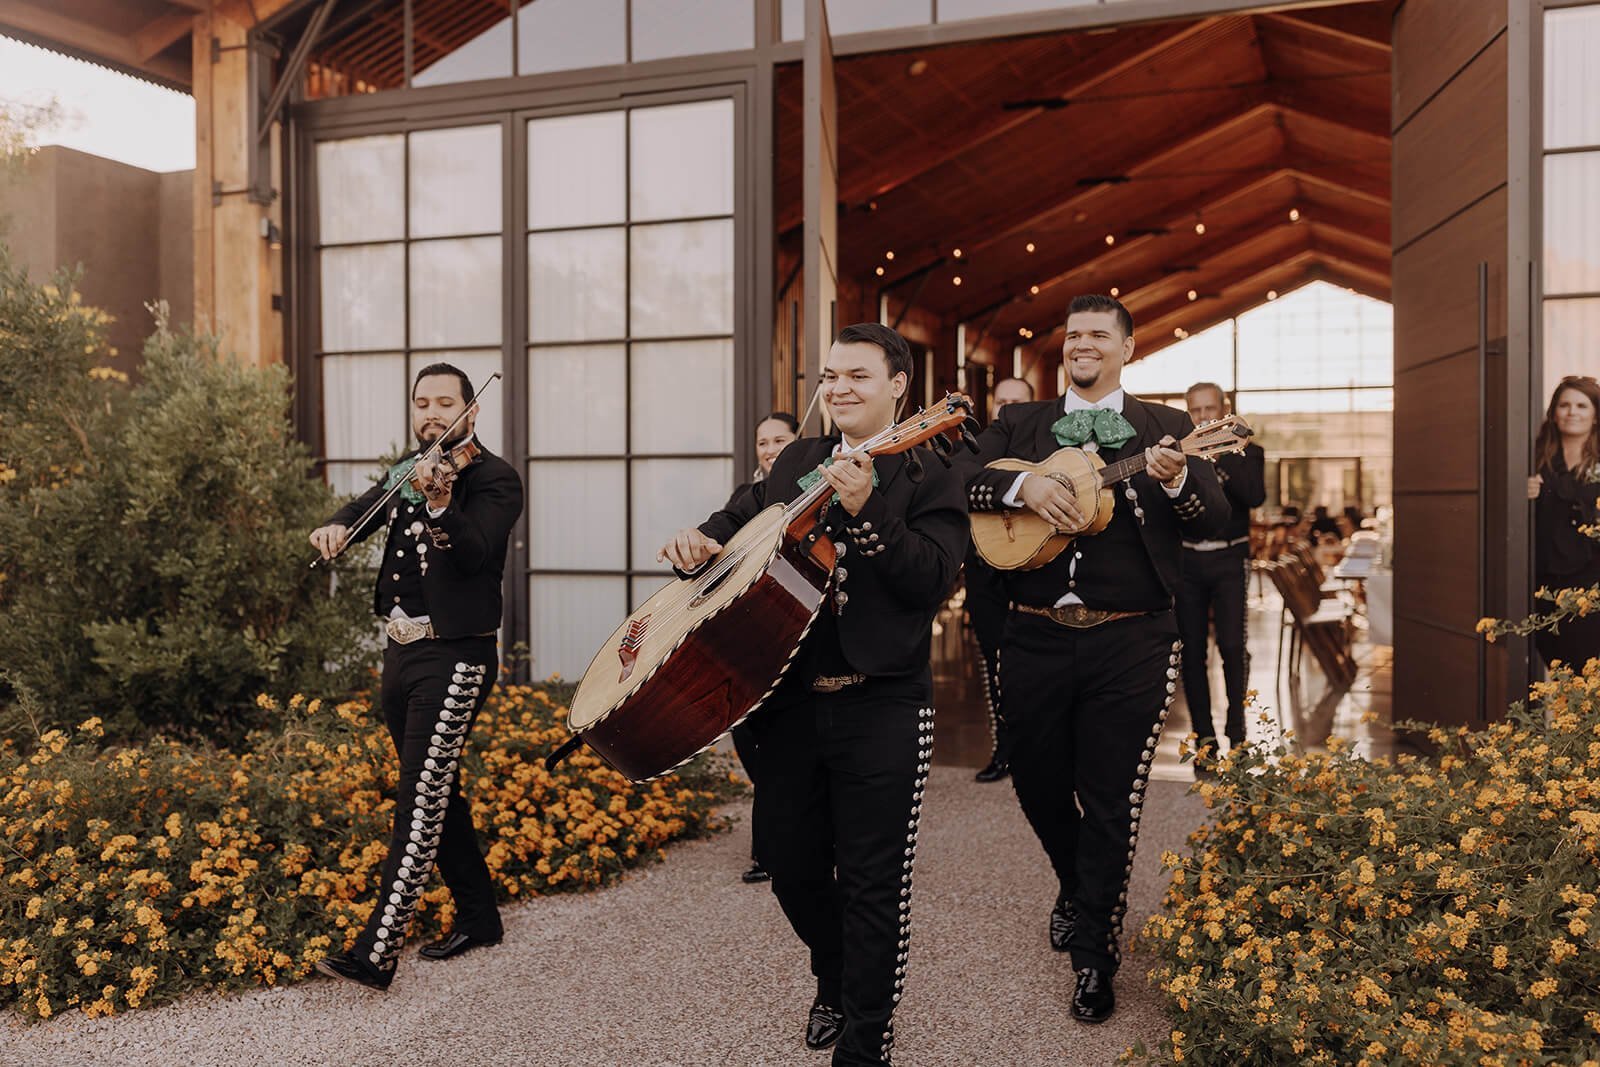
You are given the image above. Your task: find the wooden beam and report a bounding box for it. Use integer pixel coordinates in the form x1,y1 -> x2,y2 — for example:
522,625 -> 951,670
164,0 -> 209,11
0,0 -> 191,88
1260,10 -> 1392,55
135,11 -> 195,62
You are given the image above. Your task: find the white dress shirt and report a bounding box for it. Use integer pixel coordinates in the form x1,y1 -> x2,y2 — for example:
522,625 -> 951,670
1001,388 -> 1186,606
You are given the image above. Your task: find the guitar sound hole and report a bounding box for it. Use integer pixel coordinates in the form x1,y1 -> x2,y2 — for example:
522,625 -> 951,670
688,563 -> 735,608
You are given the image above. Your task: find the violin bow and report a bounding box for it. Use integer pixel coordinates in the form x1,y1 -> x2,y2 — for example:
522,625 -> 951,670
310,371 -> 502,569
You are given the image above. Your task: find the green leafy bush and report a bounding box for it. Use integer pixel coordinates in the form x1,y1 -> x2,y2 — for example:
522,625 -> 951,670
0,254 -> 376,742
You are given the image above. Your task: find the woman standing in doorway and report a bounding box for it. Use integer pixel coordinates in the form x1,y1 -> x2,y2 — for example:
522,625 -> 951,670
729,411 -> 800,883
1528,376 -> 1600,670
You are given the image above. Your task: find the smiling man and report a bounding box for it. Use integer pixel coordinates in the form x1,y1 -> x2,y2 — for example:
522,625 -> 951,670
659,323 -> 967,1065
959,295 -> 1228,1025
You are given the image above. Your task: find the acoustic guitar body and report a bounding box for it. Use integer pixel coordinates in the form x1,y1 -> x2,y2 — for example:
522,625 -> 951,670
970,448 -> 1116,571
566,504 -> 831,782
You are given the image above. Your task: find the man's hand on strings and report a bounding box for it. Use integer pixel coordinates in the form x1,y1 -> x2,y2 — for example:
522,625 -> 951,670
819,454 -> 874,516
658,528 -> 722,572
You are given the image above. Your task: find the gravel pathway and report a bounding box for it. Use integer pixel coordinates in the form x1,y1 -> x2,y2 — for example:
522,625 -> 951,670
0,768 -> 1203,1067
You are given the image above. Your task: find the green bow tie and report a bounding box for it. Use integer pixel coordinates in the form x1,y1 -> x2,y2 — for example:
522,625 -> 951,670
383,456 -> 426,505
1052,407 -> 1137,450
796,454 -> 880,505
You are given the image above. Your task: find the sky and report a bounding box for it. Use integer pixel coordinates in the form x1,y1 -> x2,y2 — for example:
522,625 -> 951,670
0,35 -> 195,172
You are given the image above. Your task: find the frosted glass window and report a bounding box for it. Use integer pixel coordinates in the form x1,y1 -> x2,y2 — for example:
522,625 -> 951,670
630,340 -> 734,453
320,244 -> 405,351
631,0 -> 754,62
939,0 -> 1097,21
1234,388 -> 1393,414
528,112 -> 625,228
631,574 -> 673,612
1235,283 -> 1393,390
412,14 -> 511,87
630,458 -> 734,569
630,220 -> 734,337
519,0 -> 625,75
410,237 -> 502,348
528,229 -> 626,341
1543,152 -> 1600,295
411,351 -> 504,455
1544,6 -> 1600,151
1120,319 -> 1235,395
529,344 -> 627,455
782,0 -> 929,37
630,99 -> 735,221
325,462 -> 386,497
316,136 -> 403,243
530,575 -> 626,681
323,353 -> 407,459
409,125 -> 502,238
1546,299 -> 1600,380
528,462 -> 626,568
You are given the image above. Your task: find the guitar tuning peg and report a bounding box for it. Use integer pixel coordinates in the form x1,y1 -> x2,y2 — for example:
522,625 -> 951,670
961,427 -> 981,453
932,448 -> 953,469
929,433 -> 953,456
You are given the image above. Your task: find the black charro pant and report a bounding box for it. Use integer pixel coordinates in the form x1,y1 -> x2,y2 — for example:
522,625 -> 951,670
351,635 -> 501,974
730,720 -> 761,862
1176,544 -> 1251,748
750,679 -> 932,1066
1000,611 -> 1181,975
979,644 -> 1011,765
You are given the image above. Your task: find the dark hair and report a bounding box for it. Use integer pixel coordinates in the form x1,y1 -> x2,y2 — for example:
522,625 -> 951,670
758,411 -> 801,435
412,362 -> 476,405
1536,375 -> 1600,476
1066,294 -> 1134,339
1185,381 -> 1226,405
836,322 -> 914,385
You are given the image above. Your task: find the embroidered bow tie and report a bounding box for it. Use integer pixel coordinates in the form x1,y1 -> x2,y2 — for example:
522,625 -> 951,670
383,455 -> 426,505
796,454 -> 880,505
1052,408 -> 1137,450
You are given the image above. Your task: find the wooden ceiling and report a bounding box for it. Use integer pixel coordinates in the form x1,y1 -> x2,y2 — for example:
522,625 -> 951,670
776,2 -> 1394,364
0,0 -> 203,89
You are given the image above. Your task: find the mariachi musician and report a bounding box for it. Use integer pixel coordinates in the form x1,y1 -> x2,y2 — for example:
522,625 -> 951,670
659,323 -> 967,1065
959,295 -> 1228,1025
307,363 -> 523,990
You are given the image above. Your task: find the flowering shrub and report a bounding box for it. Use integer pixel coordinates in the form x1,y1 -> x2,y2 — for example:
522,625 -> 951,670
0,684 -> 735,1020
1135,667 -> 1600,1066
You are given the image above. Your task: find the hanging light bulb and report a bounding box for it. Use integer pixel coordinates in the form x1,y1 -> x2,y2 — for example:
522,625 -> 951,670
875,266 -> 885,276
1194,220 -> 1206,235
1288,207 -> 1301,222
1104,234 -> 1115,246
1187,289 -> 1198,301
1109,286 -> 1120,297
885,250 -> 895,260
1267,289 -> 1278,300
952,276 -> 963,286
1025,241 -> 1036,253
1029,285 -> 1040,295
952,247 -> 963,258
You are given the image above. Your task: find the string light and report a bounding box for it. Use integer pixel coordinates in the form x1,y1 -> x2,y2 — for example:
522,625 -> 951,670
1104,234 -> 1115,246
1187,289 -> 1198,301
1194,221 -> 1206,235
875,266 -> 885,276
952,276 -> 963,286
1025,241 -> 1036,253
1029,285 -> 1040,295
1288,208 -> 1301,222
952,248 -> 963,258
1174,327 -> 1188,338
885,251 -> 895,260
1109,286 -> 1120,297
1267,289 -> 1278,300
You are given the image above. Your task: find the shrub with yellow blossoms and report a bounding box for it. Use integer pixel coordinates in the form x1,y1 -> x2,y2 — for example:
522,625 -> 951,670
1132,662 -> 1600,1067
0,684 -> 735,1021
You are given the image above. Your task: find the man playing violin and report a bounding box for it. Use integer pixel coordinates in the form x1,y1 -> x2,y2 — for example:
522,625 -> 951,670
660,323 -> 968,1066
308,362 -> 523,991
958,295 -> 1228,1025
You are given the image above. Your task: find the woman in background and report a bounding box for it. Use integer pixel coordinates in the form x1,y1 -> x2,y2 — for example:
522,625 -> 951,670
729,411 -> 799,883
1527,376 -> 1600,670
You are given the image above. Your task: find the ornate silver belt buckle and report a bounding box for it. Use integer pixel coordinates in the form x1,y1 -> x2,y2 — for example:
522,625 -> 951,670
811,673 -> 866,693
385,617 -> 432,645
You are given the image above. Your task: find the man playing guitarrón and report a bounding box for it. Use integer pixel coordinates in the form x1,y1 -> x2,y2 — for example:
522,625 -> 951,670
659,323 -> 967,1065
960,295 -> 1229,1024
308,363 -> 523,990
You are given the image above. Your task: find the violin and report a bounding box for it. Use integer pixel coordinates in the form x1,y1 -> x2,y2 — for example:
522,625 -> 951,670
311,372 -> 501,568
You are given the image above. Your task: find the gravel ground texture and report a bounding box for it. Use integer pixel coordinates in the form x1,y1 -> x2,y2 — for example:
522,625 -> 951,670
0,768 -> 1204,1067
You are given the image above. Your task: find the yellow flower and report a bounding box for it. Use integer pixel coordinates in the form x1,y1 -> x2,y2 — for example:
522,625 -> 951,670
1528,978 -> 1559,999
1491,945 -> 1508,969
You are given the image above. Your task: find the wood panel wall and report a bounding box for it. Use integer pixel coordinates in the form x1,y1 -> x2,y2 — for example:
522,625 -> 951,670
1391,0 -> 1510,726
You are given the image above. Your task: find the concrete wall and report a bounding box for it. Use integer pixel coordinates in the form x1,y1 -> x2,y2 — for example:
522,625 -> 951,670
0,145 -> 194,377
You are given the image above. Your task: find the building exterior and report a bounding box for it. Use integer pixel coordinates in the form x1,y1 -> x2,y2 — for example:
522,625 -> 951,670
4,0 -> 1598,724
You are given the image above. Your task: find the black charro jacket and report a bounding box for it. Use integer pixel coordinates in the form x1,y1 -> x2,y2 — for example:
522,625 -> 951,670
1207,442 -> 1267,543
957,394 -> 1230,606
693,436 -> 969,680
327,440 -> 524,638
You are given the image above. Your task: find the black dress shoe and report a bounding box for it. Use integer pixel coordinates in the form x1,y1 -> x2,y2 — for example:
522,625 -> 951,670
741,861 -> 771,884
418,931 -> 502,961
974,757 -> 1010,782
804,999 -> 845,1050
1049,897 -> 1077,952
313,950 -> 392,991
1072,968 -> 1115,1024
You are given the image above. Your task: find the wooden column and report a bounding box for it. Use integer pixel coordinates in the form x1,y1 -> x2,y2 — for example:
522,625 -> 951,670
192,1 -> 284,367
